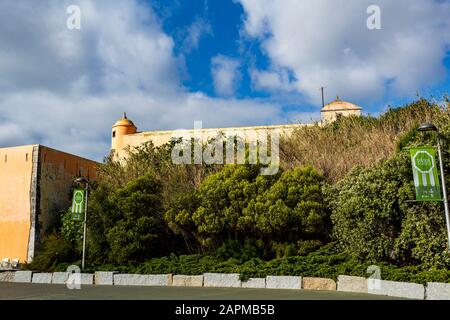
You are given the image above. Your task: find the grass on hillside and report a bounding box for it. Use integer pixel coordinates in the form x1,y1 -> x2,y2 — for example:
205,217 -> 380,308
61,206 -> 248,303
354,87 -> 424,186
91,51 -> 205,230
280,98 -> 447,182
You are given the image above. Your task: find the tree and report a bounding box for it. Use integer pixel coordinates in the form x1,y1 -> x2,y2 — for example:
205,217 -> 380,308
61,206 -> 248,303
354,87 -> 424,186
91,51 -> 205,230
88,174 -> 167,265
165,165 -> 329,257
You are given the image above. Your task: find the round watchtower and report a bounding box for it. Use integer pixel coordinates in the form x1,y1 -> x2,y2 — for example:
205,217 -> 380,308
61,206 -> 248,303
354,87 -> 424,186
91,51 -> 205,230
111,113 -> 137,154
321,97 -> 362,124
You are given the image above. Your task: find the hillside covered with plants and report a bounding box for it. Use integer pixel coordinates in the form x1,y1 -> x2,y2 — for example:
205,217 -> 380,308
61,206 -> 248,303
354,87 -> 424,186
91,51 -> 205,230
28,97 -> 450,283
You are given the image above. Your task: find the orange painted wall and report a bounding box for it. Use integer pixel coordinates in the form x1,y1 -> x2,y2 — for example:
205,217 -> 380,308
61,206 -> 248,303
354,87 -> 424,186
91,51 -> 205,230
0,145 -> 36,262
0,145 -> 100,263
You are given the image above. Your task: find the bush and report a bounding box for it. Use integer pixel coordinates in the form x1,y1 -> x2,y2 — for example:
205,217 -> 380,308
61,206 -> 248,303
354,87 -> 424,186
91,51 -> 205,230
165,165 -> 330,256
330,133 -> 450,267
26,234 -> 77,272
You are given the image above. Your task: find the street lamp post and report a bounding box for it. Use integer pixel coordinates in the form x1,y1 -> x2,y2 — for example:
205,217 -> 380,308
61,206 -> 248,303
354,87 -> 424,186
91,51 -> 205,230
75,177 -> 89,270
418,124 -> 450,251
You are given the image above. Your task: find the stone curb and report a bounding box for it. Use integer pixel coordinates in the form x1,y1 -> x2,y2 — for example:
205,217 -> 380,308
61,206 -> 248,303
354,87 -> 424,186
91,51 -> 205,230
14,271 -> 33,283
52,272 -> 69,284
303,277 -> 336,291
80,273 -> 94,285
6,270 -> 450,300
0,271 -> 14,282
32,273 -> 53,284
114,274 -> 172,286
266,276 -> 302,290
242,278 -> 266,289
95,271 -> 115,285
204,273 -> 241,288
337,275 -> 368,293
368,279 -> 424,300
426,282 -> 450,300
172,275 -> 203,287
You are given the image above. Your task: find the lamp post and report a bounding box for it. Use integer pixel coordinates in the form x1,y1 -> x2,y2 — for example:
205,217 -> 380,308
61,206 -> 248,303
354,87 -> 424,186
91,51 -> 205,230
418,123 -> 450,251
75,177 -> 89,270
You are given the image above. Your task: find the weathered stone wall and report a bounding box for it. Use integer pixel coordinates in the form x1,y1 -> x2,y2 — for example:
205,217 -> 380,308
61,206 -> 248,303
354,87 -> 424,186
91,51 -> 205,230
115,124 -> 305,160
38,146 -> 99,242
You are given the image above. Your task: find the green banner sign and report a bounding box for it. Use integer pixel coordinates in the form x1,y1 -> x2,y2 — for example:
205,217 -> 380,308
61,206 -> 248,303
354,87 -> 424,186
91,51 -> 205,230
71,189 -> 85,221
410,147 -> 442,202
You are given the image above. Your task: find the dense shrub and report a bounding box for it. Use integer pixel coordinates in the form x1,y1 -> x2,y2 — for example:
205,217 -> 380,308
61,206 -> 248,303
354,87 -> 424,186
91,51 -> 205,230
165,165 -> 330,257
26,234 -> 77,272
329,110 -> 450,267
88,174 -> 168,266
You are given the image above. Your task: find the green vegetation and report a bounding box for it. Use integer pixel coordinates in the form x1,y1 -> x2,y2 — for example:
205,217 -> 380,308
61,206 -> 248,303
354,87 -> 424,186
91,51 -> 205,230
27,97 -> 450,284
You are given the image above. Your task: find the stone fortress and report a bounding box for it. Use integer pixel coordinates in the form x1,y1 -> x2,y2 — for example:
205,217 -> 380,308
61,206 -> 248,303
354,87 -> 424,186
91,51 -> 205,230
111,97 -> 362,159
0,96 -> 361,266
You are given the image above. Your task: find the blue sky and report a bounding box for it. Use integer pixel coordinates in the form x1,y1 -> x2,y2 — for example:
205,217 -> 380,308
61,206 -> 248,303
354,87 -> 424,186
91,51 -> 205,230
150,0 -> 450,113
0,0 -> 449,160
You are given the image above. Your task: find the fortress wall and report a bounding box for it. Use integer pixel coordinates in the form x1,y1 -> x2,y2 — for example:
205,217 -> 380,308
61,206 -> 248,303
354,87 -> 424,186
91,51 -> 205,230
0,145 -> 100,263
116,124 -> 305,160
0,145 -> 36,262
37,146 -> 99,242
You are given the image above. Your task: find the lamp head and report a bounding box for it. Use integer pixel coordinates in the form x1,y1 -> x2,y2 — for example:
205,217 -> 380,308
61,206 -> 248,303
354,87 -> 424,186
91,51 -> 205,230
75,177 -> 88,184
418,123 -> 438,132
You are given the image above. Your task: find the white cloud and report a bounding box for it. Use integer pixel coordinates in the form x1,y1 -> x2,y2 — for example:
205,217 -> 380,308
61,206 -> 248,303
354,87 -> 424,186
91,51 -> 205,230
250,68 -> 295,92
211,55 -> 241,96
239,0 -> 450,104
182,17 -> 212,53
0,0 -> 294,161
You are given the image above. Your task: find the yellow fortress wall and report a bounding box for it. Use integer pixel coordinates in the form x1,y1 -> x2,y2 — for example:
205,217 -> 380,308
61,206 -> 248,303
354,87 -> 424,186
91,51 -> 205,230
110,98 -> 363,160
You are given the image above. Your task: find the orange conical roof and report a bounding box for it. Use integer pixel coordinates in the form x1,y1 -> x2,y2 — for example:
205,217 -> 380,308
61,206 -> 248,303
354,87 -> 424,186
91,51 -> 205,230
113,112 -> 137,128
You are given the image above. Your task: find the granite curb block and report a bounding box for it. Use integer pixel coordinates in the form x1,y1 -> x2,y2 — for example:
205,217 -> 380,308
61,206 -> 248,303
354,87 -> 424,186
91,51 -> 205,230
337,275 -> 368,293
203,273 -> 241,288
114,274 -> 172,286
32,273 -> 53,284
0,271 -> 14,282
13,271 -> 33,283
242,278 -> 266,289
426,282 -> 450,300
368,279 -> 424,300
52,272 -> 69,284
172,275 -> 203,287
80,273 -> 94,285
302,277 -> 336,291
95,271 -> 116,285
266,276 -> 302,290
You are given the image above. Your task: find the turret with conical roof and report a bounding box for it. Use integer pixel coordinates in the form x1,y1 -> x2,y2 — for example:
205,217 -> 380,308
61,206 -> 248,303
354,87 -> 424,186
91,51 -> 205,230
111,112 -> 138,155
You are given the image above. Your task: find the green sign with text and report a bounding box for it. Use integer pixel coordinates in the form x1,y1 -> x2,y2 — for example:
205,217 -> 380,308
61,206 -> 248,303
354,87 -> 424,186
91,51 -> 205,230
410,147 -> 442,202
71,189 -> 85,221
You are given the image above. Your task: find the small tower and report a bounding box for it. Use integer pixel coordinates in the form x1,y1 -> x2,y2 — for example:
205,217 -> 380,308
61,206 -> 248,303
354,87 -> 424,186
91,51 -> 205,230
321,96 -> 362,124
111,113 -> 137,156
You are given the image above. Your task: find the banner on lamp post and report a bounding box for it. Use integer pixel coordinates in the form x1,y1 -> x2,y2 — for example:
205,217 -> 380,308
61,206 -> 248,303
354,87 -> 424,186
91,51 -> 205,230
410,147 -> 442,202
71,189 -> 86,221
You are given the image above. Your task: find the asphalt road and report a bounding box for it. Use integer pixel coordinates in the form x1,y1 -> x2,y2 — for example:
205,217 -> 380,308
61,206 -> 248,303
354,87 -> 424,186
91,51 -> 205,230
0,283 -> 398,300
